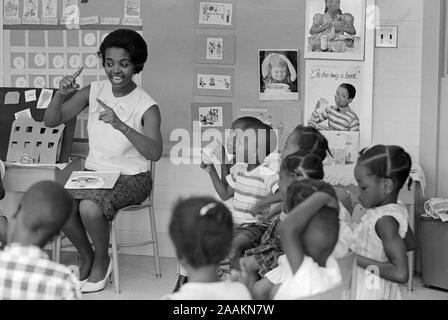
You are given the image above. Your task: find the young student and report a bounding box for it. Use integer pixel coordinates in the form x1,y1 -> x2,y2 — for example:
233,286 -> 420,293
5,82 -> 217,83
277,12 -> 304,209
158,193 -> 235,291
163,197 -> 251,300
239,179 -> 342,300
172,117 -> 267,291
351,145 -> 412,300
309,83 -> 360,131
243,151 -> 326,278
251,124 -> 331,219
260,53 -> 297,93
201,119 -> 279,268
0,181 -> 81,300
0,160 -> 7,250
44,29 -> 163,293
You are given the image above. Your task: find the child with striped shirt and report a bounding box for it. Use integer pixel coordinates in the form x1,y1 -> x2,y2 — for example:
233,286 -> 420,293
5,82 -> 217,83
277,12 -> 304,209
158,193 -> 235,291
202,119 -> 279,269
309,83 -> 360,131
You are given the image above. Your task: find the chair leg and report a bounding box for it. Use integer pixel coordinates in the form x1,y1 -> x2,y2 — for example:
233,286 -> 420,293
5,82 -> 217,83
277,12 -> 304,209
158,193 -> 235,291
110,221 -> 121,294
408,251 -> 414,291
149,205 -> 161,277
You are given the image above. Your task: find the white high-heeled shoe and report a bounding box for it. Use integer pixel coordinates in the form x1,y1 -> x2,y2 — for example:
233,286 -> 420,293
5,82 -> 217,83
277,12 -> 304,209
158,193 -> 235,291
81,260 -> 113,293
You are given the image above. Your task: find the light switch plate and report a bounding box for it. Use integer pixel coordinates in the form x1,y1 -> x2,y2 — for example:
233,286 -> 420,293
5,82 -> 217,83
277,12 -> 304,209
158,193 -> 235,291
375,26 -> 398,48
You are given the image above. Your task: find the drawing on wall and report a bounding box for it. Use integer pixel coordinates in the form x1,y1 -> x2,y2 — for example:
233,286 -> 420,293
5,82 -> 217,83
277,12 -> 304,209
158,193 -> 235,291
259,49 -> 299,101
62,0 -> 78,18
206,37 -> 224,60
23,0 -> 39,18
191,102 -> 233,132
4,0 -> 20,18
305,0 -> 366,60
42,0 -> 57,18
197,73 -> 231,91
199,106 -> 224,127
124,0 -> 141,18
195,34 -> 236,65
196,0 -> 235,29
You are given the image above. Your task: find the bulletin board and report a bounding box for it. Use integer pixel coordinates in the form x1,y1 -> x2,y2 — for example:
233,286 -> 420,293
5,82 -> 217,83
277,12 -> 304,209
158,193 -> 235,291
2,0 -> 143,140
0,87 -> 76,162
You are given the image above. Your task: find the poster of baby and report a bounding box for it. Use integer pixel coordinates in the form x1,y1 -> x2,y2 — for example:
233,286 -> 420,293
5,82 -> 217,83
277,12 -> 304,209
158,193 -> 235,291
304,0 -> 366,60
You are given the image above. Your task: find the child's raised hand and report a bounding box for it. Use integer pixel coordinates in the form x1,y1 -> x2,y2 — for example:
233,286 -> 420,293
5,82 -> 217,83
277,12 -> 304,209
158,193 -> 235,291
200,161 -> 214,173
58,67 -> 83,97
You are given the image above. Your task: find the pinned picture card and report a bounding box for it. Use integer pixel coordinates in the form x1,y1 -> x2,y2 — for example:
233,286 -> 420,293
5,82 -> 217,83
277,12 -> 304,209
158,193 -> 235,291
195,34 -> 236,65
195,0 -> 236,29
193,66 -> 234,97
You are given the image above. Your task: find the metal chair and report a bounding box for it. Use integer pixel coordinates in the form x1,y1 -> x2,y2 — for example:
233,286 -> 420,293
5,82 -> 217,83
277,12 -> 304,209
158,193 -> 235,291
53,160 -> 160,294
110,160 -> 161,294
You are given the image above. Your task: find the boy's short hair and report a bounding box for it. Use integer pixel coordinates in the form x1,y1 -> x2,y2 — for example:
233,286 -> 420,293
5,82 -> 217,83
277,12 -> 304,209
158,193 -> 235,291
339,83 -> 356,100
286,179 -> 339,263
169,197 -> 233,268
235,120 -> 278,162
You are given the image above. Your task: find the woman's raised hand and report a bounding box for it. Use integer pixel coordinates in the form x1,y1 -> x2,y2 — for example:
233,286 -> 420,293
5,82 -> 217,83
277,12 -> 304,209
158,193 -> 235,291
96,98 -> 127,132
58,67 -> 83,96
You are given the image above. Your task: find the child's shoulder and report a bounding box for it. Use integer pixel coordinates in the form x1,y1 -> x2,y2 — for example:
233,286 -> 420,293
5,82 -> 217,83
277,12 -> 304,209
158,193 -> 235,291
368,204 -> 408,237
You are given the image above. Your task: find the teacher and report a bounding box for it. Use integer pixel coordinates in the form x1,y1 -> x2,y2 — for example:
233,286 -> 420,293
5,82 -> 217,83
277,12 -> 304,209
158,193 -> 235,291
44,29 -> 163,293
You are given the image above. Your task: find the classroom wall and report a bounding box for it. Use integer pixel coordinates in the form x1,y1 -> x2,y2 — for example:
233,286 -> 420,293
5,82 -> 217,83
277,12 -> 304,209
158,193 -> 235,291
141,0 -> 305,155
371,0 -> 423,163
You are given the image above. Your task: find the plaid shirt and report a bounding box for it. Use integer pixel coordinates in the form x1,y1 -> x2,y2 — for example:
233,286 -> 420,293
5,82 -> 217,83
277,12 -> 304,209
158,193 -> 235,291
244,214 -> 284,277
0,243 -> 81,300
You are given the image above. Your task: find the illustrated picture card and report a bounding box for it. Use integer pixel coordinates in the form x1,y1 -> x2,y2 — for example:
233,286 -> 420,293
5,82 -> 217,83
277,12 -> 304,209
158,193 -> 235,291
42,0 -> 58,18
4,0 -> 20,18
124,0 -> 141,18
191,102 -> 233,131
65,171 -> 120,189
304,0 -> 366,60
259,49 -> 299,101
195,34 -> 236,65
195,0 -> 236,29
304,60 -> 369,159
193,66 -> 234,97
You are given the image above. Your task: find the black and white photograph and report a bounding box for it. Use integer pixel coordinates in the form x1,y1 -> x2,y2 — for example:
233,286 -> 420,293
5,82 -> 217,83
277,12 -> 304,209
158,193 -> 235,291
259,49 -> 299,101
0,0 -> 446,307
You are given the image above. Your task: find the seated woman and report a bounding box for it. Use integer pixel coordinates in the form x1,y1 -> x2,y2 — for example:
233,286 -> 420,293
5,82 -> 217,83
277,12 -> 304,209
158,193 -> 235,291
44,29 -> 163,293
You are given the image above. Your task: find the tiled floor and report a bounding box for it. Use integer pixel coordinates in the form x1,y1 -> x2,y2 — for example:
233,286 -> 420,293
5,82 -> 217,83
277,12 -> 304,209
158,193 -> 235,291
58,252 -> 448,300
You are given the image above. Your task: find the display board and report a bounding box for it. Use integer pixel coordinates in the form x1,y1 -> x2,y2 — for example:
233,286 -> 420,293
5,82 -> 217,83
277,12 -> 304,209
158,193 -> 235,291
0,87 -> 76,162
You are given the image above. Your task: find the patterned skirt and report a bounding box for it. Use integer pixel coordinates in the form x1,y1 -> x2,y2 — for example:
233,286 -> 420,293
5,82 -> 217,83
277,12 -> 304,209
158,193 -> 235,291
68,171 -> 152,221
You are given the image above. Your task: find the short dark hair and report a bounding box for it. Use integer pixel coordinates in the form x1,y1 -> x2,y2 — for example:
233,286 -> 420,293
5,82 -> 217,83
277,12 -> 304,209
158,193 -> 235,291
286,179 -> 339,264
280,150 -> 324,181
289,125 -> 331,160
357,145 -> 412,194
98,29 -> 148,74
339,83 -> 356,100
169,197 -> 233,268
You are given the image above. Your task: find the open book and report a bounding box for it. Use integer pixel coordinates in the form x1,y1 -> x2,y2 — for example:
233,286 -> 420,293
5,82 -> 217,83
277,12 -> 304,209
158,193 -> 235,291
65,171 -> 120,189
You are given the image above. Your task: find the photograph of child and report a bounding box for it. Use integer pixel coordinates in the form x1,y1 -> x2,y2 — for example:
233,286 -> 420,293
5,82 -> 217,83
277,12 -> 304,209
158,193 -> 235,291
259,50 -> 298,101
305,0 -> 365,60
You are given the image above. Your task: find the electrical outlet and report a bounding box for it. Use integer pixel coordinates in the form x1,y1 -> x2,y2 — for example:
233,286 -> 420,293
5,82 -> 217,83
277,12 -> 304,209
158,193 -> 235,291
375,26 -> 398,48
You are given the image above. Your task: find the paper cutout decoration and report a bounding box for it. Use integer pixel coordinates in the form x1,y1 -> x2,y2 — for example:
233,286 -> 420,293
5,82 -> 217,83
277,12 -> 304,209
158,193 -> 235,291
4,91 -> 20,105
14,108 -> 32,119
37,89 -> 54,109
25,90 -> 37,102
7,118 -> 65,164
